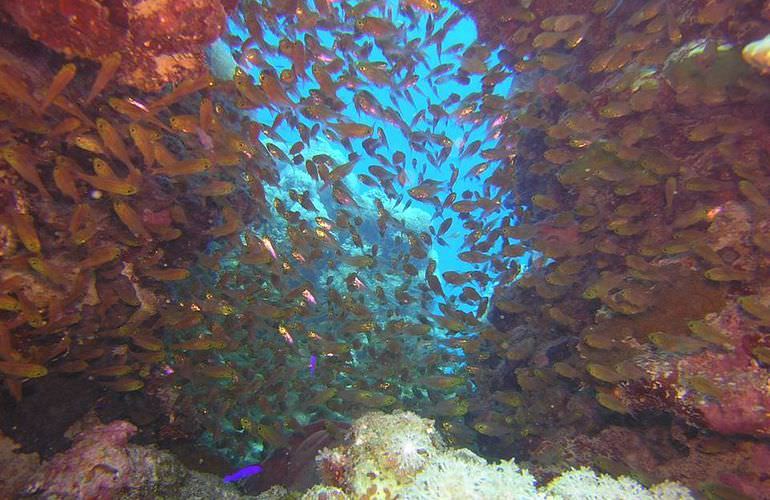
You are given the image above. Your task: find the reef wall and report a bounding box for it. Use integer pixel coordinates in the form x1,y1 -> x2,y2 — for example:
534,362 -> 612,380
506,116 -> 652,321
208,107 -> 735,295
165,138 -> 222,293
452,0 -> 770,497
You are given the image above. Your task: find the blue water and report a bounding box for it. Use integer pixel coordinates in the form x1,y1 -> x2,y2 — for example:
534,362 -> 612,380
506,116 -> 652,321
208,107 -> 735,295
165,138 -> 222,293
199,0 -> 533,464
221,1 -> 517,314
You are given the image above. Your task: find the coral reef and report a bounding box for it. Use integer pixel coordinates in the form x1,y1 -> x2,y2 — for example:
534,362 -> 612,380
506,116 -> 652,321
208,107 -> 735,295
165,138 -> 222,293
532,423 -> 770,499
0,0 -> 233,91
308,411 -> 692,499
0,0 -> 465,475
1,0 -> 768,496
452,0 -> 770,477
21,417 -> 249,499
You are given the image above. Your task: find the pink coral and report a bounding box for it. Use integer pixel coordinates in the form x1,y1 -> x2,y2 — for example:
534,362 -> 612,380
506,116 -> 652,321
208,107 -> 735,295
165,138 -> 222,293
24,420 -> 139,498
620,301 -> 770,438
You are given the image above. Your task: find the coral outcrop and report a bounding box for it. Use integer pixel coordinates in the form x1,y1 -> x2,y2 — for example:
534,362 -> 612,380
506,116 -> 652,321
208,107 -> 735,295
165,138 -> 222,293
306,411 -> 692,499
532,424 -> 770,499
21,417 -> 249,499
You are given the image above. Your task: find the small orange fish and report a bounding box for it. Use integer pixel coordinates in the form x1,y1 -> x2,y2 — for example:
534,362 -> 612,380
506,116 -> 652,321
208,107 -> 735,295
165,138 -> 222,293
260,69 -> 294,107
85,52 -> 122,104
149,73 -> 214,111
196,363 -> 238,381
207,206 -> 243,238
152,158 -> 212,177
0,65 -> 38,109
101,377 -> 144,392
79,245 -> 122,269
69,207 -> 102,246
92,158 -> 119,178
404,0 -> 441,13
113,201 -> 151,240
142,267 -> 190,281
170,337 -> 226,351
194,180 -> 236,197
127,123 -> 158,167
40,63 -> 77,113
356,16 -> 398,38
357,61 -> 391,87
96,118 -> 137,171
11,211 -> 41,254
27,257 -> 69,285
1,143 -> 53,201
53,95 -> 95,127
0,360 -> 48,378
330,121 -> 373,138
88,364 -> 134,377
169,114 -> 199,134
49,117 -> 82,137
130,333 -> 164,351
56,360 -> 89,374
312,64 -> 337,98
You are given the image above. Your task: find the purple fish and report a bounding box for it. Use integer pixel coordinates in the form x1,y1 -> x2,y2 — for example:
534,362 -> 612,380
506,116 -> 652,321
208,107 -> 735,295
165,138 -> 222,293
223,464 -> 263,483
309,354 -> 317,377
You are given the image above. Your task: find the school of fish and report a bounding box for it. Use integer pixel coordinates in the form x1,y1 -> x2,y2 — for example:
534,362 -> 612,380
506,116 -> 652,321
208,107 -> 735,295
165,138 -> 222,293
1,0 -> 770,491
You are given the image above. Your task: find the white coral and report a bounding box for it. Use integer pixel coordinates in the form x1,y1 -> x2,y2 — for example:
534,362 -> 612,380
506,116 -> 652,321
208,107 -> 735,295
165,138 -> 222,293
544,467 -> 693,500
402,449 -> 542,500
307,412 -> 694,500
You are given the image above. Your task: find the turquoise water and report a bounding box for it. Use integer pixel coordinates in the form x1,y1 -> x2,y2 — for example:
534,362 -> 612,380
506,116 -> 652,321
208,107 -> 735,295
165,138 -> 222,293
225,0 -> 517,312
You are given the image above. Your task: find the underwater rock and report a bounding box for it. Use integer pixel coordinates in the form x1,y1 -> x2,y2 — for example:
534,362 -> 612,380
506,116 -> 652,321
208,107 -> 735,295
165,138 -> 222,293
22,418 -> 252,499
533,424 -> 770,499
619,299 -> 770,438
309,410 -> 692,499
23,419 -> 140,498
0,0 -> 231,91
0,374 -> 102,458
0,431 -> 39,498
